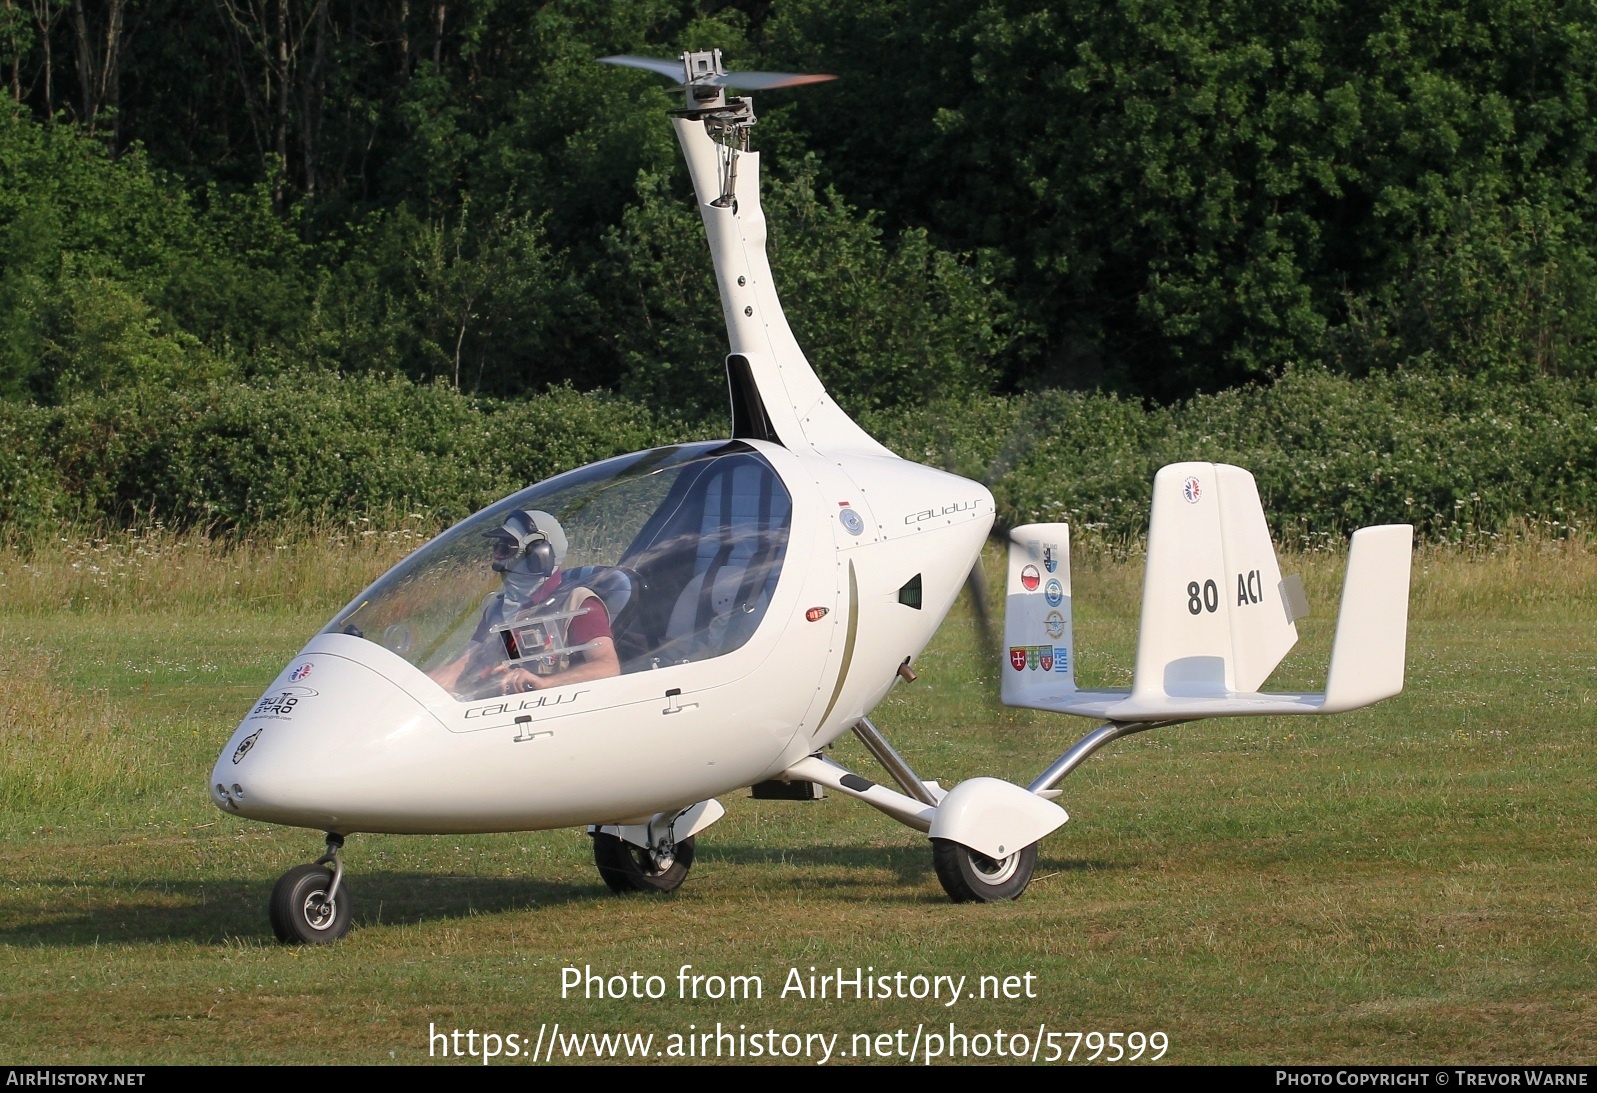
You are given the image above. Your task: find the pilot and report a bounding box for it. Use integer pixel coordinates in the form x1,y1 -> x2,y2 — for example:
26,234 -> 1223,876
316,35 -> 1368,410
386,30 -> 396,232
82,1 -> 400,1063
432,509 -> 620,698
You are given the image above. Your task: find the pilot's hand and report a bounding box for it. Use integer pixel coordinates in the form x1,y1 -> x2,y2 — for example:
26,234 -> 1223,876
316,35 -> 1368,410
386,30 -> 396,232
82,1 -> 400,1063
490,665 -> 542,694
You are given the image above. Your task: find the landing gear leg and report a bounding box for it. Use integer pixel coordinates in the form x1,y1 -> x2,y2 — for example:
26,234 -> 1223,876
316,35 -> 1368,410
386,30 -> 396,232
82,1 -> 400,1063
269,833 -> 353,944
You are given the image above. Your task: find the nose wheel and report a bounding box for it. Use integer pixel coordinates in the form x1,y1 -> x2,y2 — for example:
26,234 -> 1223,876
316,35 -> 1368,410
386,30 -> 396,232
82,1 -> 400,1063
269,834 -> 353,943
591,832 -> 696,893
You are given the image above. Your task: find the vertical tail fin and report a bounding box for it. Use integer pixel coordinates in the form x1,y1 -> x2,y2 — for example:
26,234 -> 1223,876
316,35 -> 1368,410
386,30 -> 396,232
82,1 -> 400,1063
1002,524 -> 1075,707
1322,524 -> 1413,712
1131,463 -> 1298,702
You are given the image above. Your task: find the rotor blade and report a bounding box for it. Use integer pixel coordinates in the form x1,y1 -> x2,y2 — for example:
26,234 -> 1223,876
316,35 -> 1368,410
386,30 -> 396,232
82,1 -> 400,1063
598,55 -> 835,90
597,55 -> 686,81
705,70 -> 836,90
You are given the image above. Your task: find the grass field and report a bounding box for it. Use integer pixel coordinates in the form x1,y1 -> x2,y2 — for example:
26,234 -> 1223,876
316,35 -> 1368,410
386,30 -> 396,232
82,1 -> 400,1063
1,528 -> 1593,1065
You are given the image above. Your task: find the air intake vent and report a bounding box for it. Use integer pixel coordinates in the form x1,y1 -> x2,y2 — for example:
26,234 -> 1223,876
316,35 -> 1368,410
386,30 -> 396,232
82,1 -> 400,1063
898,574 -> 922,609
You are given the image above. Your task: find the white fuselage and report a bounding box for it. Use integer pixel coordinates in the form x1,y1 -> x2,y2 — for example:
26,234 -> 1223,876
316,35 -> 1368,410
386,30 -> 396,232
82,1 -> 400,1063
210,446 -> 991,834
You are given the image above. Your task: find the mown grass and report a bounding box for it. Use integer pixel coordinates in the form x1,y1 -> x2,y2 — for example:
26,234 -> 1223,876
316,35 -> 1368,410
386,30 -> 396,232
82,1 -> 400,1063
0,528 -> 1592,1065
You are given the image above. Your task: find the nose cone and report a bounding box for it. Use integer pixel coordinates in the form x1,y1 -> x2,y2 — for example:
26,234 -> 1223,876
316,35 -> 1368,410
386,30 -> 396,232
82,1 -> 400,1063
212,650 -> 447,831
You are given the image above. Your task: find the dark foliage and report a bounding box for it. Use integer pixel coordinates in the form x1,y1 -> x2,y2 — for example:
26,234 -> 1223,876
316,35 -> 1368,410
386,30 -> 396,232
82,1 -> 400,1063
0,2 -> 1594,538
6,0 -> 1597,403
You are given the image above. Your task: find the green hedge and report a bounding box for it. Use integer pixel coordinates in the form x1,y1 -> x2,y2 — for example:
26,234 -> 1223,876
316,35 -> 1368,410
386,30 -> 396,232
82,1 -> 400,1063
0,374 -> 695,534
870,369 -> 1597,542
2,370 -> 1591,542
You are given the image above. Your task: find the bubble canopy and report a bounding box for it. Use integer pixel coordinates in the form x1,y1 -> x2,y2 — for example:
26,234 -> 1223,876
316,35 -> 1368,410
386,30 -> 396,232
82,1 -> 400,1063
322,442 -> 794,694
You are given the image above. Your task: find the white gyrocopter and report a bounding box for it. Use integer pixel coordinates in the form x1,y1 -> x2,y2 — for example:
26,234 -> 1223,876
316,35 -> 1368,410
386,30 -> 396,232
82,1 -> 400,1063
209,49 -> 1413,943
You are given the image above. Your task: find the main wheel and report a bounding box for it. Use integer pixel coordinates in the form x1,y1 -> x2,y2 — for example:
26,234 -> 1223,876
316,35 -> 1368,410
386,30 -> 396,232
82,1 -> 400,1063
931,838 -> 1038,903
269,864 -> 353,943
591,832 -> 695,894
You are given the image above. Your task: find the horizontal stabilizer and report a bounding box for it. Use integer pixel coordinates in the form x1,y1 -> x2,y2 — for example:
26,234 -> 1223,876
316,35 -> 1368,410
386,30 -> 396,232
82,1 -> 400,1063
1001,463 -> 1412,722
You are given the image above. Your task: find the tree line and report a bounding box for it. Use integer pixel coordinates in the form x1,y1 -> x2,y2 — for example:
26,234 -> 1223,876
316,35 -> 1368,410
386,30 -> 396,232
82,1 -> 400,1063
1,0 -> 1594,415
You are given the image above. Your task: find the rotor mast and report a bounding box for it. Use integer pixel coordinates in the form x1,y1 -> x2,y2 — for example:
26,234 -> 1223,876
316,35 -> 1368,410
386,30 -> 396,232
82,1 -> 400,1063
602,50 -> 892,457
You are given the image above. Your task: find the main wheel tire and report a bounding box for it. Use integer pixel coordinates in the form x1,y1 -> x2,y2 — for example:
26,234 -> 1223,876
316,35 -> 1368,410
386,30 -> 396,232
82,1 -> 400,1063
269,864 -> 353,943
591,832 -> 695,894
931,838 -> 1038,903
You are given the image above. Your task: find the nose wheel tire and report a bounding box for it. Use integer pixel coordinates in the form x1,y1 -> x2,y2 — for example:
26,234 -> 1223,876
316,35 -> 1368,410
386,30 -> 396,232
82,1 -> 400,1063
592,832 -> 695,894
931,838 -> 1038,903
269,864 -> 353,943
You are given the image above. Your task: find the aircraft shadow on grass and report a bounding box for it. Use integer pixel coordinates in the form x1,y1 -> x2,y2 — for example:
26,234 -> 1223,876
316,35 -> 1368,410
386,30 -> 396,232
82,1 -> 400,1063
0,850 -> 1116,946
0,871 -> 591,947
703,843 -> 1117,891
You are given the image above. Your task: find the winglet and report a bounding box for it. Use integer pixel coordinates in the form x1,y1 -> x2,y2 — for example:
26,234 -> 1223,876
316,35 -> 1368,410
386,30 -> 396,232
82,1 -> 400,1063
1322,524 -> 1413,712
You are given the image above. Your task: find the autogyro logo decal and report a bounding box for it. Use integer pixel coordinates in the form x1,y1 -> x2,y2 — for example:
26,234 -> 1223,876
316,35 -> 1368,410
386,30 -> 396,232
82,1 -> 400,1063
248,684 -> 318,720
1182,476 -> 1203,504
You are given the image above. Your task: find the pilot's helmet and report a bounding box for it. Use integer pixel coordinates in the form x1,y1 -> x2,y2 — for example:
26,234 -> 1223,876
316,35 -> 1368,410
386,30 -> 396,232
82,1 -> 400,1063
485,508 -> 568,579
